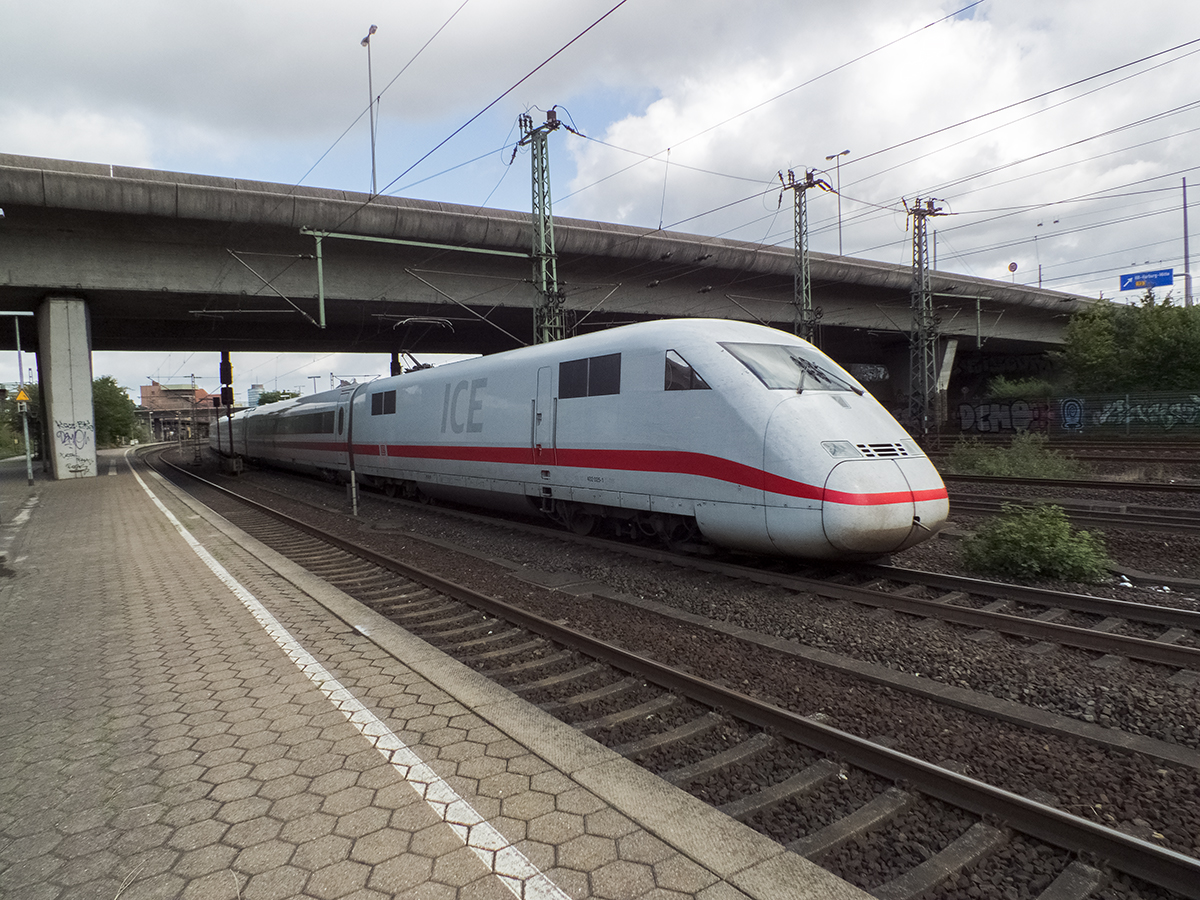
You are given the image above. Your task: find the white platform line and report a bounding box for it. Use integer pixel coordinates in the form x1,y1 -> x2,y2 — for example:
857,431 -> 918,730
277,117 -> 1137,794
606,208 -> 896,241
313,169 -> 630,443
129,458 -> 570,900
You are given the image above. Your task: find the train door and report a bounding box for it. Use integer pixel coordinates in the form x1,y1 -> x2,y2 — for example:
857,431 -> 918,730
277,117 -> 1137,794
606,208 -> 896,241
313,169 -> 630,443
533,366 -> 556,464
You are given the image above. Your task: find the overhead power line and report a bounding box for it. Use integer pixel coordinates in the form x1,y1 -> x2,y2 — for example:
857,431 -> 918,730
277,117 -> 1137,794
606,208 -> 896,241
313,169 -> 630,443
848,37 -> 1200,171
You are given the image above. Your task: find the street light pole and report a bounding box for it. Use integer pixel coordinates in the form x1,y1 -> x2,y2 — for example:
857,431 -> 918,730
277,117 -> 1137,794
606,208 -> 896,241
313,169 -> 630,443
361,24 -> 378,196
825,149 -> 849,256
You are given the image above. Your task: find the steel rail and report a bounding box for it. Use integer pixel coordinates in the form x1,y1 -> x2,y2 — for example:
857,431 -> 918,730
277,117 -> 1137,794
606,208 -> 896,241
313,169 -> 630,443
950,496 -> 1200,534
943,473 -> 1200,494
849,563 -> 1200,630
185,450 -> 1200,666
171,450 -> 1200,666
151,451 -> 1200,898
671,556 -> 1200,670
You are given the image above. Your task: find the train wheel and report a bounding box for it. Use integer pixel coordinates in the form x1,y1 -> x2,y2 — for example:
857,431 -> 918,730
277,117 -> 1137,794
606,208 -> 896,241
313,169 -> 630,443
565,506 -> 598,536
383,482 -> 398,498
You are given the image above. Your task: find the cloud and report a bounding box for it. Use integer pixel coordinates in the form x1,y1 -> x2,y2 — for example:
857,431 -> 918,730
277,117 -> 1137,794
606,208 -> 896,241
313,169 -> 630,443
0,107 -> 154,167
0,0 -> 1195,298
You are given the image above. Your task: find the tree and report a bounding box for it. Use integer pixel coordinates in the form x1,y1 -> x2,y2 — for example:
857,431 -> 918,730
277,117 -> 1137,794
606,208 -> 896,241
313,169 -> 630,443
0,383 -> 39,458
256,390 -> 300,406
1061,290 -> 1200,392
92,375 -> 139,445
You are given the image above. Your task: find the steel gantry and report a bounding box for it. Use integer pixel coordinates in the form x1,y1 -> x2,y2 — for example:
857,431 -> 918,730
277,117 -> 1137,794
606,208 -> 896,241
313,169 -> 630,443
520,109 -> 566,344
907,198 -> 947,438
780,169 -> 833,345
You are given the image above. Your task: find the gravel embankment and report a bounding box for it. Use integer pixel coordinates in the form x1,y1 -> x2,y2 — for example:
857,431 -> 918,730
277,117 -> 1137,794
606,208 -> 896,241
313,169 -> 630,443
182,455 -> 1200,871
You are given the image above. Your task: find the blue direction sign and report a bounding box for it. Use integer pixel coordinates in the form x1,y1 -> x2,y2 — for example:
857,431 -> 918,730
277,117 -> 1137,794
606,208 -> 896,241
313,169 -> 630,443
1120,268 -> 1174,291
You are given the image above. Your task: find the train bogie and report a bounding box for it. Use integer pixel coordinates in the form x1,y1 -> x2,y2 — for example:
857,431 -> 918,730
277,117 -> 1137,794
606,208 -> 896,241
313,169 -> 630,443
212,319 -> 948,560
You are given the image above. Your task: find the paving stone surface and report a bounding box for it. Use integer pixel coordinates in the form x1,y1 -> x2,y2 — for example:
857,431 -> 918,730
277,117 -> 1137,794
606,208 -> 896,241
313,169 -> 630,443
0,450 -> 864,900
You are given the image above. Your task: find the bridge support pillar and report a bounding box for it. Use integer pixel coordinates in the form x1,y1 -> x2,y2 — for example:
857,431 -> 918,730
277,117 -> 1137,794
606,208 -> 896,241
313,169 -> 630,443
36,297 -> 97,479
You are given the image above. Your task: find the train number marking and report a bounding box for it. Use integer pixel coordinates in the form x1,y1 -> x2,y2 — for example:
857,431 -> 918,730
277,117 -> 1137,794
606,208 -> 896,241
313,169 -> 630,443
440,378 -> 487,434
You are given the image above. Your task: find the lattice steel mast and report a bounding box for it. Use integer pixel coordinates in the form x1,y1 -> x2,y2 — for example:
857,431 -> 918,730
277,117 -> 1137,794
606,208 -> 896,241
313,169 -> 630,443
907,198 -> 947,437
780,169 -> 832,345
520,110 -> 566,344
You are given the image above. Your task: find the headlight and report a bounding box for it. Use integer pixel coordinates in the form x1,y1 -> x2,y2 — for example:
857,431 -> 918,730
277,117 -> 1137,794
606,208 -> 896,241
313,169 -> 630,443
821,441 -> 862,459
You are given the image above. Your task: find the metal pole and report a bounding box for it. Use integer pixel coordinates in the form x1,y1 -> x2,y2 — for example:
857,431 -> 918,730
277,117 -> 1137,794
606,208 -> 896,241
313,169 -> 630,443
836,156 -> 843,256
1184,177 -> 1193,307
314,234 -> 326,328
825,149 -> 849,256
361,25 -> 378,195
20,407 -> 32,486
11,315 -> 33,485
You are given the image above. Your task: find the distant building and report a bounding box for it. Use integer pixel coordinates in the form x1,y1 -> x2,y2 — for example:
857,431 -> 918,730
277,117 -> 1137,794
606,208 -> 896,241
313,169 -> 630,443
139,381 -> 215,441
140,381 -> 210,411
248,383 -> 264,407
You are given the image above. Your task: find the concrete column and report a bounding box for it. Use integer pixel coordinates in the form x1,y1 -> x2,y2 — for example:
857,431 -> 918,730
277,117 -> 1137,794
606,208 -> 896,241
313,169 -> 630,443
36,297 -> 97,479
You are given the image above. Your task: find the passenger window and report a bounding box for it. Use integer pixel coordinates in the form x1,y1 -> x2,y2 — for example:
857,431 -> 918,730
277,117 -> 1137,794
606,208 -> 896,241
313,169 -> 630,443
371,390 -> 397,415
559,359 -> 589,399
558,353 -> 621,399
665,350 -> 711,391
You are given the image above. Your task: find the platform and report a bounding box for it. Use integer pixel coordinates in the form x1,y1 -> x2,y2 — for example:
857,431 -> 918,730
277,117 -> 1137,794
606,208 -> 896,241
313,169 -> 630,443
0,448 -> 869,900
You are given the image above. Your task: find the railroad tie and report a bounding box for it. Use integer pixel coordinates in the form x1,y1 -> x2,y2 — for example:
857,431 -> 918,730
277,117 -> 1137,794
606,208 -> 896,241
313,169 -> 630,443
661,731 -> 775,786
1155,627 -> 1189,644
475,648 -> 571,675
509,662 -> 606,695
717,758 -> 841,821
612,711 -> 723,759
870,821 -> 1010,900
1032,859 -> 1109,900
441,626 -> 524,653
538,675 -> 641,715
787,786 -> 914,860
575,694 -> 679,735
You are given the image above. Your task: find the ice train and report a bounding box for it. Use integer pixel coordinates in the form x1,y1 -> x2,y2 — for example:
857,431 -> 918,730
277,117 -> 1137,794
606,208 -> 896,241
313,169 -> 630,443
211,319 -> 948,559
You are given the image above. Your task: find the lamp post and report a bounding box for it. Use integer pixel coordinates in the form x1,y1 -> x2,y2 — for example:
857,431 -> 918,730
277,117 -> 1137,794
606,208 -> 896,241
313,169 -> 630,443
825,149 -> 849,256
361,24 -> 378,196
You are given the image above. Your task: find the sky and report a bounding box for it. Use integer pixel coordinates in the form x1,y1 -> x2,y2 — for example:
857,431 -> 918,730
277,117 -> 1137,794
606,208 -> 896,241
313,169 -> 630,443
1,0 -> 1197,402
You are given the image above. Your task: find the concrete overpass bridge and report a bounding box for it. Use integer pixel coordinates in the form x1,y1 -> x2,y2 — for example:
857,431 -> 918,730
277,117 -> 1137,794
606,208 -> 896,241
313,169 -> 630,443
1,153 -> 1092,477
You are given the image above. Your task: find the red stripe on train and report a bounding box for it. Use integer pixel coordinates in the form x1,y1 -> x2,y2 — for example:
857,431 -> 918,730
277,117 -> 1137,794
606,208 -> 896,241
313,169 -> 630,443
332,442 -> 948,507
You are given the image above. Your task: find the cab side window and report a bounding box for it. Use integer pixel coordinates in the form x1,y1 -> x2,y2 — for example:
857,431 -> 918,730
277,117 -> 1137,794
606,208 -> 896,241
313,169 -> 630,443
664,350 -> 710,391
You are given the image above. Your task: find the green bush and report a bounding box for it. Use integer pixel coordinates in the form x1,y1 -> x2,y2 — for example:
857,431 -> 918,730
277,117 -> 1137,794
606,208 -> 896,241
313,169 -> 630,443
984,375 -> 1056,400
961,503 -> 1111,582
946,433 -> 1084,479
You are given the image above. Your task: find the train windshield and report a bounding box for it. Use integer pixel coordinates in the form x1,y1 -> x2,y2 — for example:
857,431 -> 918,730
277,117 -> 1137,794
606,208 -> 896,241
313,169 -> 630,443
720,342 -> 863,394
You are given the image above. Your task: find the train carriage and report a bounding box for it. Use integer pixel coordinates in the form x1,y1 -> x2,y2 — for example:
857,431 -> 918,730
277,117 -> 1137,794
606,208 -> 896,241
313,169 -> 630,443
212,319 -> 948,559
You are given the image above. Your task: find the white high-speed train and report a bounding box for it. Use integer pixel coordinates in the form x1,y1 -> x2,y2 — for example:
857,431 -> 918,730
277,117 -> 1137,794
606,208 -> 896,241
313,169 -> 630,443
212,319 -> 948,559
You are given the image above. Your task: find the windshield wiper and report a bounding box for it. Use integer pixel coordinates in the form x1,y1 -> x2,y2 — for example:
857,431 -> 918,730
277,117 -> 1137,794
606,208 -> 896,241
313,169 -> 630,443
791,355 -> 863,395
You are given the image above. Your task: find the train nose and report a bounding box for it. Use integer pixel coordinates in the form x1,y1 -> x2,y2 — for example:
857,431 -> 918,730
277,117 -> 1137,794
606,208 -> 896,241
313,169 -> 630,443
821,459 -> 921,554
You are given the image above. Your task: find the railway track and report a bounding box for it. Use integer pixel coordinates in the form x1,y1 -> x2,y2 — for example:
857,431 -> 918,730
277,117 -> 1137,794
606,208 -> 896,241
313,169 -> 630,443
944,472 -> 1200,534
943,474 -> 1200,494
146,448 -> 1200,899
948,493 -> 1200,534
930,438 -> 1200,459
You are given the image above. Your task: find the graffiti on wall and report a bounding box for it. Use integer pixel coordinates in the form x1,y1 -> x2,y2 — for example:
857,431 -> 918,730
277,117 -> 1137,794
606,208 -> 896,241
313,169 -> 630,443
54,418 -> 96,476
1092,396 -> 1200,430
957,400 -> 1053,433
958,395 -> 1200,433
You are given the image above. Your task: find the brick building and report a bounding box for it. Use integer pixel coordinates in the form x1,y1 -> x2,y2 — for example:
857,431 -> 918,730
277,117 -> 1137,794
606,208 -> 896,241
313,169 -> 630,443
139,381 -> 216,441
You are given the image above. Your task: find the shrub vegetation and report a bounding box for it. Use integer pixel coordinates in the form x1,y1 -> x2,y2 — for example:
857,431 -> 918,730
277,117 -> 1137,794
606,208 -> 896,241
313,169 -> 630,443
945,433 -> 1084,479
961,503 -> 1111,583
984,375 -> 1056,400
